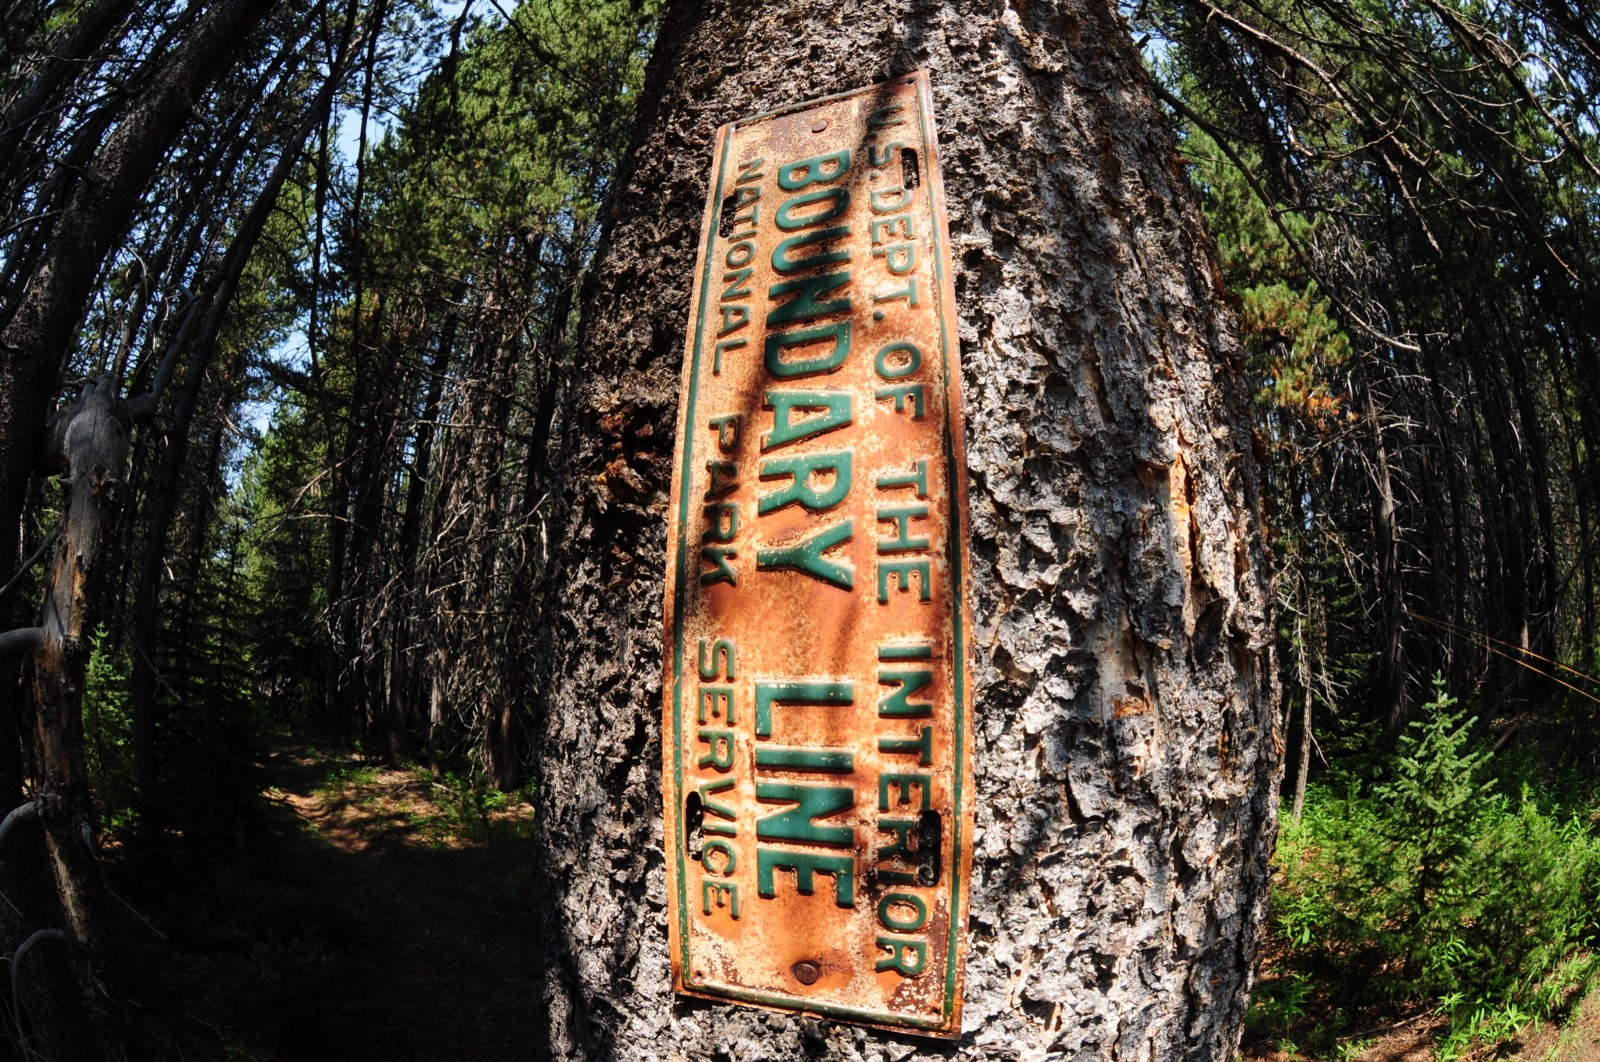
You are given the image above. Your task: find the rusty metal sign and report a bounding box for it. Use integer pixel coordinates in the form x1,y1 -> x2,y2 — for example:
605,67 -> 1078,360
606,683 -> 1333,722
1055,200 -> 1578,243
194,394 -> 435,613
660,72 -> 974,1038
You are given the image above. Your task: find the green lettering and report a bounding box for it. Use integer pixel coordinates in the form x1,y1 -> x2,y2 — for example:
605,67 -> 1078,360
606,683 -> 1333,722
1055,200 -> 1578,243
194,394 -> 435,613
713,338 -> 746,374
756,782 -> 854,846
870,186 -> 912,214
876,460 -> 928,497
755,747 -> 854,772
874,341 -> 922,380
876,383 -> 926,418
879,772 -> 932,811
701,880 -> 740,917
877,892 -> 929,933
735,155 -> 765,184
878,669 -> 933,717
777,150 -> 851,190
873,242 -> 916,275
704,502 -> 738,542
757,847 -> 855,906
697,729 -> 735,771
704,838 -> 737,875
698,777 -> 737,824
721,267 -> 753,300
878,817 -> 918,861
874,275 -> 919,306
720,304 -> 749,335
877,504 -> 929,553
699,545 -> 738,587
765,321 -> 852,378
868,141 -> 904,167
708,414 -> 741,451
758,450 -> 852,515
877,559 -> 931,602
754,680 -> 853,738
875,937 -> 927,976
697,686 -> 733,724
763,391 -> 852,450
776,187 -> 850,231
729,202 -> 759,233
704,459 -> 738,498
772,226 -> 851,274
756,519 -> 855,590
879,726 -> 933,766
766,271 -> 852,327
697,638 -> 736,680
869,104 -> 907,128
870,215 -> 915,243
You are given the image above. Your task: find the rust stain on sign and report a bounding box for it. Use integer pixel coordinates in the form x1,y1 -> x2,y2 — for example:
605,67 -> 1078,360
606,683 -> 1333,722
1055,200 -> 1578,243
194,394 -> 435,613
661,72 -> 975,1038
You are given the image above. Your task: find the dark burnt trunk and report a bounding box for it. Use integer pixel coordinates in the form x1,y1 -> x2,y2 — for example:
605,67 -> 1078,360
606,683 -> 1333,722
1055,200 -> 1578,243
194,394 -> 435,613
29,375 -> 133,1060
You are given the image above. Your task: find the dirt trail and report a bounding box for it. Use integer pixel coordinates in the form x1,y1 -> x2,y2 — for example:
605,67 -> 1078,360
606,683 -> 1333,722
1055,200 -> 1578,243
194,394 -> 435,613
257,747 -> 549,1061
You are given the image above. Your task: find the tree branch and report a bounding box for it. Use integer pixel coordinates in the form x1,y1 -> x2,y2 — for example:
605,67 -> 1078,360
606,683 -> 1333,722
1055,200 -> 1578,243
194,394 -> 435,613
0,525 -> 57,603
0,629 -> 43,656
123,290 -> 202,423
1148,77 -> 1421,354
0,801 -> 39,851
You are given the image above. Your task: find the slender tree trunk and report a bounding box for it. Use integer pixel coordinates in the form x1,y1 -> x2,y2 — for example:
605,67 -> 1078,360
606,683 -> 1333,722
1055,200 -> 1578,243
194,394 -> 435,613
1291,617 -> 1313,824
389,298 -> 459,762
31,374 -> 132,1060
0,0 -> 136,170
1359,363 -> 1407,732
127,74 -> 342,812
325,481 -> 352,740
531,2 -> 1278,1059
0,0 -> 272,599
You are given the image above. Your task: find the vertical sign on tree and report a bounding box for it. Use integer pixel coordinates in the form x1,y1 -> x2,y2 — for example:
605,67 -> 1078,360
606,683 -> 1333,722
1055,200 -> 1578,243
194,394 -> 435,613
661,72 -> 975,1037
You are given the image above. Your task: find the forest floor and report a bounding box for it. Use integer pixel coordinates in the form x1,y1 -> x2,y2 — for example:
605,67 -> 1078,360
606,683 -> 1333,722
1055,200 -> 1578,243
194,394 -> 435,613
115,743 -> 1600,1061
122,745 -> 547,1061
1240,961 -> 1600,1062
1508,994 -> 1600,1061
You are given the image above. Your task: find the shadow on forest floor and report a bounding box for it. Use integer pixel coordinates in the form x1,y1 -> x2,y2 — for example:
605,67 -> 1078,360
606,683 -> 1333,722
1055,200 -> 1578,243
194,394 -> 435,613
113,746 -> 545,1061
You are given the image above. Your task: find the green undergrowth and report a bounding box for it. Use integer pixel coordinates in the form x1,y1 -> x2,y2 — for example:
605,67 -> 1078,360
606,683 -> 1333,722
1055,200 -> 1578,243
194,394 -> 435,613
317,759 -> 536,846
1248,678 -> 1600,1059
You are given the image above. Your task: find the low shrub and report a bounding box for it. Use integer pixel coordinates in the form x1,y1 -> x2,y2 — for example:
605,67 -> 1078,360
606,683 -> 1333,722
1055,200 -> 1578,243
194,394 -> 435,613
1262,676 -> 1600,1056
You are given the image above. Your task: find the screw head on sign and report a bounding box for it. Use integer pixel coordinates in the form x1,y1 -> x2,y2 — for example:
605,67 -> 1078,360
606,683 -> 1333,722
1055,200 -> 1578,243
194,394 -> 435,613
792,961 -> 820,985
811,118 -> 829,134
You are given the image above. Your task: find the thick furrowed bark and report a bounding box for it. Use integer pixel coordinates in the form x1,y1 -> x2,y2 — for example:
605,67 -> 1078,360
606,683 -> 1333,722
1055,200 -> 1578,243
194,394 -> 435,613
532,2 -> 1278,1060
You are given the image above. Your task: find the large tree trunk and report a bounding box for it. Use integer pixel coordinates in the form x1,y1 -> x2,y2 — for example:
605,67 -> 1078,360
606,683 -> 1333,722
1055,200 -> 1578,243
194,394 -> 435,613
532,2 -> 1279,1059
